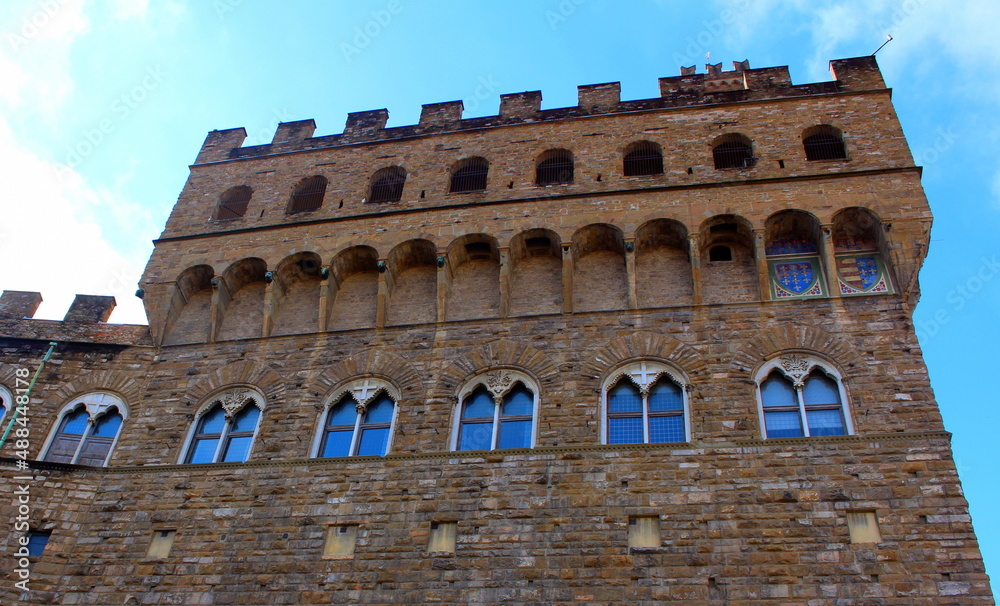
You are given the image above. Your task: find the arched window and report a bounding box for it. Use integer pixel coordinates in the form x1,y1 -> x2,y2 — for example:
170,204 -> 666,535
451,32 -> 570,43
755,354 -> 852,439
182,388 -> 264,464
449,157 -> 489,193
214,185 -> 253,220
453,370 -> 538,451
369,166 -> 407,203
833,208 -> 893,295
536,149 -> 574,185
41,392 -> 127,466
712,134 -> 755,169
623,141 -> 663,176
602,361 -> 689,444
316,379 -> 398,458
288,176 -> 327,214
765,210 -> 826,299
803,125 -> 847,161
0,385 -> 10,425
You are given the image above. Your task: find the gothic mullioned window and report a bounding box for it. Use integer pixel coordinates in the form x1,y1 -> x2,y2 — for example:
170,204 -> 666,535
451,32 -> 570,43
602,361 -> 690,445
315,378 -> 398,457
182,387 -> 264,464
0,384 -> 11,425
41,392 -> 127,466
755,354 -> 853,439
453,370 -> 538,451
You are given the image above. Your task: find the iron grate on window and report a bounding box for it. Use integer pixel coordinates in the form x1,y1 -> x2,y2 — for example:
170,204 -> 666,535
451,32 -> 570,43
216,186 -> 252,220
713,138 -> 755,170
623,143 -> 663,176
369,167 -> 406,203
450,159 -> 488,193
536,152 -> 574,185
804,133 -> 847,161
289,177 -> 327,214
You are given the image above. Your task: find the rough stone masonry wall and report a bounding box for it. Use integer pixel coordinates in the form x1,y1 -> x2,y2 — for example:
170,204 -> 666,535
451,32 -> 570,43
1,436 -> 991,605
0,57 -> 991,604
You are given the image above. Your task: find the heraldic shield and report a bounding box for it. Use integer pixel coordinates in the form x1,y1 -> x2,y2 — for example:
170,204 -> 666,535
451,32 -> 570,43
773,261 -> 816,294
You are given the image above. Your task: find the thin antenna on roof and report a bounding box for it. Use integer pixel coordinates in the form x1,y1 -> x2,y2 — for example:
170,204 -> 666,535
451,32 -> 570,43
872,34 -> 893,56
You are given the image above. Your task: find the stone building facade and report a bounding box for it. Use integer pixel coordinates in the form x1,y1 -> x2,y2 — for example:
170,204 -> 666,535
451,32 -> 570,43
0,56 -> 994,604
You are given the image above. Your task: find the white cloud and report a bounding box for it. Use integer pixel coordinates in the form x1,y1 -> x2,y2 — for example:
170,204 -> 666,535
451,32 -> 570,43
111,0 -> 149,21
0,116 -> 149,324
0,0 -> 89,120
0,0 -> 149,324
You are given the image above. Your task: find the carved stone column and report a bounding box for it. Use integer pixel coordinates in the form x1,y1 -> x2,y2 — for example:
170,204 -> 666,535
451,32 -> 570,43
821,223 -> 841,298
376,260 -> 388,328
498,247 -> 511,318
624,238 -> 637,309
753,229 -> 771,302
688,233 -> 703,305
436,254 -> 449,323
561,242 -> 574,314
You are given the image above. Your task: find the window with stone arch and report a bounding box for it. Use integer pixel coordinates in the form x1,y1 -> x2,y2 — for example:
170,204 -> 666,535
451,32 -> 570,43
41,392 -> 127,466
755,353 -> 853,439
452,370 -> 539,451
602,361 -> 690,445
181,387 -> 265,464
0,384 -> 11,426
313,378 -> 399,458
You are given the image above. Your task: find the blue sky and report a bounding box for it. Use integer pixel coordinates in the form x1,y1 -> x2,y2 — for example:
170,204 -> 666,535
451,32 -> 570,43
1,0 -> 997,585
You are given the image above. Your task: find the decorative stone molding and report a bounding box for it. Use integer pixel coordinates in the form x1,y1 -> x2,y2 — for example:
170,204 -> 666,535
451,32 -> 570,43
729,323 -> 865,379
71,392 -> 128,420
602,360 -> 687,395
325,377 -> 400,414
459,368 -> 538,404
197,385 -> 265,420
779,354 -> 811,384
754,353 -> 842,388
438,340 -> 560,400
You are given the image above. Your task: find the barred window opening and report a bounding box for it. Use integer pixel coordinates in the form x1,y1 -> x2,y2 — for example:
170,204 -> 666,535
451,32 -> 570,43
536,150 -> 574,185
215,185 -> 253,220
289,176 -> 327,214
713,136 -> 755,170
623,142 -> 664,176
804,127 -> 847,161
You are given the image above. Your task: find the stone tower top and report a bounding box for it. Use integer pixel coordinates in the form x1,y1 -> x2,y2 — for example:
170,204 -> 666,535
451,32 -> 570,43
193,56 -> 886,165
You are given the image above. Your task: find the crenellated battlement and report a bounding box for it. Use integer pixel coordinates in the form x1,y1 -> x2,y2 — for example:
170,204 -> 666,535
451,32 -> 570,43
0,290 -> 149,344
194,56 -> 886,165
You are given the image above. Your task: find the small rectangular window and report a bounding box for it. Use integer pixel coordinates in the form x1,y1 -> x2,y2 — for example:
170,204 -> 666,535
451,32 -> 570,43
628,516 -> 661,549
846,511 -> 881,544
428,521 -> 457,553
147,529 -> 176,558
26,530 -> 51,557
323,525 -> 358,558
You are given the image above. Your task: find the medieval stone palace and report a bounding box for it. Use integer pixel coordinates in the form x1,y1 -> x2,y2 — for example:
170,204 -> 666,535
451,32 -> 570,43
0,56 -> 993,604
